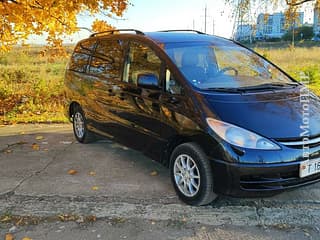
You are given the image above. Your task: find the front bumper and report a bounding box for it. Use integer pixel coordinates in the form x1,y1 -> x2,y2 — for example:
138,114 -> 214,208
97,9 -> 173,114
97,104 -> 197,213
211,158 -> 320,198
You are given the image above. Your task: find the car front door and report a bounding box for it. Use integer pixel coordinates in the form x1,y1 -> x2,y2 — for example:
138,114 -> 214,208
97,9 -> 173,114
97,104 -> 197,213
117,40 -> 167,159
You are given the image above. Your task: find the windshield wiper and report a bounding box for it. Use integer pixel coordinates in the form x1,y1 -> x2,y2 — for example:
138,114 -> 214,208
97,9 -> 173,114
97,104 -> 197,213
204,87 -> 244,93
204,83 -> 298,93
238,83 -> 299,91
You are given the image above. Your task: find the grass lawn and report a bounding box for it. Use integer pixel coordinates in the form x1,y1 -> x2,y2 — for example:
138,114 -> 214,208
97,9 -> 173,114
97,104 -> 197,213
0,47 -> 69,124
254,46 -> 320,96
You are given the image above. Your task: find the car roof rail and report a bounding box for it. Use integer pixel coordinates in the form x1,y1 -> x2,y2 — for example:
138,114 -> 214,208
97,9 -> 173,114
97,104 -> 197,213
90,29 -> 145,38
158,29 -> 206,35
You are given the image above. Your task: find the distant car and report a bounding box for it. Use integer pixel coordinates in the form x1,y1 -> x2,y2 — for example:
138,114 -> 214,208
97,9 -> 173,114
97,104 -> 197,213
311,36 -> 320,41
65,29 -> 320,206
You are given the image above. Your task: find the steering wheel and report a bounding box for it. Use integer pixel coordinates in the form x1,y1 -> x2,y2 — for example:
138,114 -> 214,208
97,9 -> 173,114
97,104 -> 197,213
217,67 -> 238,76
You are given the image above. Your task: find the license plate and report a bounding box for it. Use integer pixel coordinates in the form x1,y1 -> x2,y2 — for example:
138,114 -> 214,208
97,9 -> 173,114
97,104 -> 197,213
299,159 -> 320,178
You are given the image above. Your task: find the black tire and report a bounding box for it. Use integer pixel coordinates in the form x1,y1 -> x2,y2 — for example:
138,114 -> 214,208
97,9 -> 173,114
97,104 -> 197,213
72,105 -> 96,143
170,142 -> 217,206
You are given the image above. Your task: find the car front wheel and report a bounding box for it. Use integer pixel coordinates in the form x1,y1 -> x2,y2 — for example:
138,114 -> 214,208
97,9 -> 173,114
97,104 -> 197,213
170,142 -> 217,206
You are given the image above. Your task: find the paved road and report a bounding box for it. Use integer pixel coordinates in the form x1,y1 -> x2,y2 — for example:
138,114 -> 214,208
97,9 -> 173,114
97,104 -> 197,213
0,124 -> 319,239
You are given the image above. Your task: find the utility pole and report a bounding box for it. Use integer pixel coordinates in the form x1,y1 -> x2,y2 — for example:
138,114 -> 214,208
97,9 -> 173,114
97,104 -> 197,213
212,18 -> 215,35
291,13 -> 295,48
204,5 -> 207,33
292,22 -> 295,47
201,4 -> 211,34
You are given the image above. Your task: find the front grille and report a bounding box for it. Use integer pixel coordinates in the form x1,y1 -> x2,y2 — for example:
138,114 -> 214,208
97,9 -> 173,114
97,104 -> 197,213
277,135 -> 320,149
240,171 -> 320,191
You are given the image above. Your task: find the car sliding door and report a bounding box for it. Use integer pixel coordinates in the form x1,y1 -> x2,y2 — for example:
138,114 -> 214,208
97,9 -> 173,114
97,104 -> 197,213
85,37 -> 126,137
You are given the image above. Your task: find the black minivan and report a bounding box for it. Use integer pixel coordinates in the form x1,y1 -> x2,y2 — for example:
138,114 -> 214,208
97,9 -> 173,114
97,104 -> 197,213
65,29 -> 320,205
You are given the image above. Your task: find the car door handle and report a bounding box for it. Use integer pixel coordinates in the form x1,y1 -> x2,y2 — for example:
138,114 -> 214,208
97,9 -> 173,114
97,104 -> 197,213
108,89 -> 116,96
119,92 -> 125,100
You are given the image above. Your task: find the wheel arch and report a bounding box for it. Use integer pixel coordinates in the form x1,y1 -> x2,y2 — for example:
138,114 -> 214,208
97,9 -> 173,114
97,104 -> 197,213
161,132 -> 219,168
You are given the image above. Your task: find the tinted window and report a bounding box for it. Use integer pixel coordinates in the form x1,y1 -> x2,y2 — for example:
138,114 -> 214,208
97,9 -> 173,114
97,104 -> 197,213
69,39 -> 96,73
89,39 -> 124,81
123,41 -> 161,86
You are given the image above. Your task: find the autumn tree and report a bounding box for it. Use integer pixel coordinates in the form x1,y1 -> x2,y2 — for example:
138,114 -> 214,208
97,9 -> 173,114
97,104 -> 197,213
226,0 -> 320,16
0,0 -> 129,51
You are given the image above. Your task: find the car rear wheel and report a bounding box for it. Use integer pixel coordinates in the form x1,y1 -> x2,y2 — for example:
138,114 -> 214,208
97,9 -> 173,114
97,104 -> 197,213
170,142 -> 217,206
72,105 -> 96,143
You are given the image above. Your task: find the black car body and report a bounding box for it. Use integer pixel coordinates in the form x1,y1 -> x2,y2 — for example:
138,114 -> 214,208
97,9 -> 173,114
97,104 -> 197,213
65,29 -> 320,205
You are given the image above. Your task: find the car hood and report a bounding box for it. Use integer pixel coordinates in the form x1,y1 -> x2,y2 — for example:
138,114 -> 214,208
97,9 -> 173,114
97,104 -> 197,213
201,86 -> 320,139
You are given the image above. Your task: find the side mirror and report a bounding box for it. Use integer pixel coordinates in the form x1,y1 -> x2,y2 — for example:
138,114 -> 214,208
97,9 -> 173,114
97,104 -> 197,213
137,73 -> 160,90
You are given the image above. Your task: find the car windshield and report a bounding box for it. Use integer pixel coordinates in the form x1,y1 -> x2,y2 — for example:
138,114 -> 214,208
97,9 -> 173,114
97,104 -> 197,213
164,41 -> 296,91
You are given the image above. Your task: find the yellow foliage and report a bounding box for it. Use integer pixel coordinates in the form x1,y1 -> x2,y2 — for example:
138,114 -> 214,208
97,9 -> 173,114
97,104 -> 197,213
0,0 -> 129,51
5,233 -> 14,240
92,20 -> 114,33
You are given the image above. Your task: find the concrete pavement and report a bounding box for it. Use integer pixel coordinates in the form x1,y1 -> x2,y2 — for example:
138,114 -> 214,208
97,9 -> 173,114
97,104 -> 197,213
0,124 -> 320,228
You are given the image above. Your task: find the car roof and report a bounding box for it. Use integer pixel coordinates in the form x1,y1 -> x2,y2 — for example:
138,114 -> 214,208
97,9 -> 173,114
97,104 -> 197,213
145,32 -> 232,45
88,30 -> 233,46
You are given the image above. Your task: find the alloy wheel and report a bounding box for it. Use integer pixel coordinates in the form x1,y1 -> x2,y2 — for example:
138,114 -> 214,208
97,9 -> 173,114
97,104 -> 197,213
74,112 -> 85,139
173,154 -> 200,197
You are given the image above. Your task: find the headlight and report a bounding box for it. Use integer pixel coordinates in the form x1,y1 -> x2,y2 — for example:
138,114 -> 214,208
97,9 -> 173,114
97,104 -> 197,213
206,118 -> 280,150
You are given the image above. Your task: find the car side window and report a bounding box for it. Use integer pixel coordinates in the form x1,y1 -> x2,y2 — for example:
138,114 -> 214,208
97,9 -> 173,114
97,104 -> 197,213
89,39 -> 123,81
123,41 -> 161,86
69,39 -> 96,73
165,69 -> 183,95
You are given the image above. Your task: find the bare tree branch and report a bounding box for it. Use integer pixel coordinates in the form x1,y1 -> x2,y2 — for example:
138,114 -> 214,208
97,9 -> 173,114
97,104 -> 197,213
0,0 -> 19,4
78,27 -> 93,33
285,0 -> 315,6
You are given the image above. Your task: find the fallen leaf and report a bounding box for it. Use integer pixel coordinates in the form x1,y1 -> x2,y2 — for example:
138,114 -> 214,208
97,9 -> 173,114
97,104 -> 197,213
20,131 -> 25,135
35,135 -> 44,140
58,214 -> 76,222
1,215 -> 12,222
112,217 -> 126,224
60,141 -> 72,145
22,237 -> 32,240
150,170 -> 158,176
76,216 -> 84,223
86,215 -> 97,222
89,171 -> 96,176
16,217 -> 23,226
5,233 -> 14,240
5,149 -> 12,154
68,169 -> 78,175
92,186 -> 99,191
31,143 -> 40,151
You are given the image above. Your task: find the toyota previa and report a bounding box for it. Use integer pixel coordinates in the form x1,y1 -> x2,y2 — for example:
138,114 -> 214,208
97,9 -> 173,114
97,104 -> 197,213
64,30 -> 320,205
